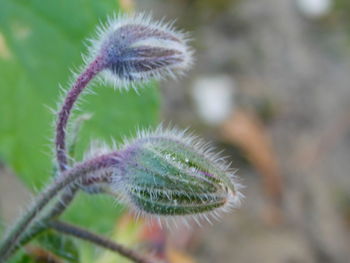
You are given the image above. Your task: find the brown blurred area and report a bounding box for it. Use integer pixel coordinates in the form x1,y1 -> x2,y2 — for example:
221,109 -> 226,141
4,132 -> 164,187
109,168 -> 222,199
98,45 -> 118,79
135,0 -> 350,262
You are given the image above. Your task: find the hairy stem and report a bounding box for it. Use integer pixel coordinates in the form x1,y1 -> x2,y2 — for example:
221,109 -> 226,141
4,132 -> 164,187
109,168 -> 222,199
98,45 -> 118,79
0,153 -> 118,262
9,187 -> 79,256
55,57 -> 105,171
49,220 -> 156,263
48,187 -> 79,219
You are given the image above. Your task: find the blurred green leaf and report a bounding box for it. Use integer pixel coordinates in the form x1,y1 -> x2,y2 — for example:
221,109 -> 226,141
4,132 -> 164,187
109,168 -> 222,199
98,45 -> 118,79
9,254 -> 34,263
0,0 -> 160,239
37,230 -> 80,262
0,0 -> 159,188
8,250 -> 34,263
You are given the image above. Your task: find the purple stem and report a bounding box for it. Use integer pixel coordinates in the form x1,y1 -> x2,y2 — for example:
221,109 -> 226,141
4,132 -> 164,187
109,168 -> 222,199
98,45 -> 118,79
55,57 -> 105,171
49,220 -> 157,263
0,152 -> 119,262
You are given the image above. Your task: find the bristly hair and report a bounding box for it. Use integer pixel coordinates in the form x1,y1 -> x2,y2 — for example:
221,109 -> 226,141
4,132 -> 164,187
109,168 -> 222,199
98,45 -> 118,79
78,140 -> 118,194
84,13 -> 194,90
53,13 -> 193,171
111,125 -> 244,227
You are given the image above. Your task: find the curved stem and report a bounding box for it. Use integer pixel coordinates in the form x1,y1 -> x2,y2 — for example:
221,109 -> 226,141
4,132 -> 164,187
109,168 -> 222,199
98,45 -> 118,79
52,57 -> 105,237
49,220 -> 157,263
0,153 -> 118,262
55,57 -> 105,171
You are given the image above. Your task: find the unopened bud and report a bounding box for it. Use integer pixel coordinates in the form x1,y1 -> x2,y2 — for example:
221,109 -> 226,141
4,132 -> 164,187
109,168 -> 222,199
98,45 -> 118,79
87,13 -> 193,88
114,127 -> 242,219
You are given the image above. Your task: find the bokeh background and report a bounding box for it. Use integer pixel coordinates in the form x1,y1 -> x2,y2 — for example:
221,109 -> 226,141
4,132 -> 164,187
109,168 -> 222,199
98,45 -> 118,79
1,0 -> 350,262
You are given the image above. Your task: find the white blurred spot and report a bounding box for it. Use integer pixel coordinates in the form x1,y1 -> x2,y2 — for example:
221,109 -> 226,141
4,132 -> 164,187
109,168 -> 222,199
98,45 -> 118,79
191,75 -> 235,126
11,21 -> 32,41
296,0 -> 332,18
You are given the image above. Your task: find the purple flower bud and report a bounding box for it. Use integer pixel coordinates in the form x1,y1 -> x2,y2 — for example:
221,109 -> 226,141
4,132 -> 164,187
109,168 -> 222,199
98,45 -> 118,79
86,13 -> 193,88
112,127 -> 243,224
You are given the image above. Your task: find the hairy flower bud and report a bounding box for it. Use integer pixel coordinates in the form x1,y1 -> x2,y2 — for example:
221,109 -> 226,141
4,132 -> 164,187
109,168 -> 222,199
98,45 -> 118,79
113,127 -> 243,222
87,13 -> 193,88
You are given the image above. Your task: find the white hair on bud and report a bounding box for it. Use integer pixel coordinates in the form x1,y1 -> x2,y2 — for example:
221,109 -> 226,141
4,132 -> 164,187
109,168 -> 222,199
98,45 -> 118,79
83,139 -> 112,160
133,125 -> 238,175
114,124 -> 244,227
85,12 -> 194,90
122,185 -> 244,229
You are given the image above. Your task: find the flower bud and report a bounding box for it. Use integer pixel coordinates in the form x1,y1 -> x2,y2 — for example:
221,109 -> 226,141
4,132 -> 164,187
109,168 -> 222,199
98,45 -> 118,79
87,13 -> 193,88
113,128 -> 242,220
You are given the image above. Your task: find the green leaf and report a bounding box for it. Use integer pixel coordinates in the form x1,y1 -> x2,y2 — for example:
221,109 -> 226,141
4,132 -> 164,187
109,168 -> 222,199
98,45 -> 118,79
0,0 -> 160,238
9,254 -> 35,263
37,230 -> 80,262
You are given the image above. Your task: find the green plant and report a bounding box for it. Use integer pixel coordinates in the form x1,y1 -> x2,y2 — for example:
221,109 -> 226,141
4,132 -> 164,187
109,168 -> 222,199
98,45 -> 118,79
0,7 -> 242,263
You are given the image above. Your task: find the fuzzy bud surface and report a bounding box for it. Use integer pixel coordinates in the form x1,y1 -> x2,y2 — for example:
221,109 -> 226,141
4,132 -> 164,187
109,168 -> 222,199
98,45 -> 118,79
113,128 -> 242,219
87,13 -> 193,88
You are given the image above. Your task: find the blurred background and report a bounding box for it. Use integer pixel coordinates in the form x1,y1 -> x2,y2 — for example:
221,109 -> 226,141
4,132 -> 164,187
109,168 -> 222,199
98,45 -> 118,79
1,0 -> 350,262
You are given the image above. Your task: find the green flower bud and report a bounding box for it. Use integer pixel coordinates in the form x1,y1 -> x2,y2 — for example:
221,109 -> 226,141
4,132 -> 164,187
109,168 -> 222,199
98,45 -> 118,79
114,127 -> 243,222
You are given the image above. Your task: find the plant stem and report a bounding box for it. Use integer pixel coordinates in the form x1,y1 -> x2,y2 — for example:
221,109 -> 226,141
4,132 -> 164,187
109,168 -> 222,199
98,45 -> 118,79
55,57 -> 105,171
0,153 -> 118,262
48,186 -> 79,219
8,187 -> 79,257
49,220 -> 157,263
